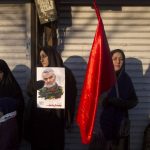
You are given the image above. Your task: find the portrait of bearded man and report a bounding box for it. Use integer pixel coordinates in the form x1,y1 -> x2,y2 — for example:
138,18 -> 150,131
38,68 -> 63,100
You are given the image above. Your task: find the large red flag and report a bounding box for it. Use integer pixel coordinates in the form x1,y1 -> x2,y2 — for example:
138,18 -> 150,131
76,0 -> 116,144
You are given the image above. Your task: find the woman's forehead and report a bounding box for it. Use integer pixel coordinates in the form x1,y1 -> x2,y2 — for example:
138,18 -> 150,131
112,52 -> 123,57
40,50 -> 47,55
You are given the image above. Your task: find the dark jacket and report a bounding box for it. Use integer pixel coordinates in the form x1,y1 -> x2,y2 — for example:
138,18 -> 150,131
0,59 -> 24,150
100,49 -> 138,141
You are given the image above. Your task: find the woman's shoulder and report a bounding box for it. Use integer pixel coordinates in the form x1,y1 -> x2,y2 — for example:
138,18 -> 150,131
123,72 -> 132,81
121,72 -> 135,90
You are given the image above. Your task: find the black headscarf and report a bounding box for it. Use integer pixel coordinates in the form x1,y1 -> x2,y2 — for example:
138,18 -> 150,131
0,59 -> 23,99
111,49 -> 125,60
0,59 -> 24,141
38,46 -> 64,67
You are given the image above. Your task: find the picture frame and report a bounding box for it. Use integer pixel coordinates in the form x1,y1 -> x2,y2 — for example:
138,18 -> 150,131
36,67 -> 65,109
34,0 -> 57,24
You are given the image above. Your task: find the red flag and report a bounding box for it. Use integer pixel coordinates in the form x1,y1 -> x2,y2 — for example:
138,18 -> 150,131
76,0 -> 116,144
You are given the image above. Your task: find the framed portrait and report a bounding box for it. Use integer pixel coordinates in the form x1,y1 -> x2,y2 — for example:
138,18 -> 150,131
36,67 -> 65,109
34,0 -> 57,24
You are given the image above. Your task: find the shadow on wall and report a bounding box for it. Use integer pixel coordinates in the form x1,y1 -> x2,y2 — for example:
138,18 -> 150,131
126,57 -> 143,118
64,55 -> 87,97
143,63 -> 150,147
64,55 -> 89,150
12,64 -> 31,103
126,57 -> 150,150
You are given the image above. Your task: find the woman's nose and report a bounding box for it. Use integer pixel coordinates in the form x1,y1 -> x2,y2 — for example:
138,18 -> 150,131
116,59 -> 120,64
40,58 -> 43,61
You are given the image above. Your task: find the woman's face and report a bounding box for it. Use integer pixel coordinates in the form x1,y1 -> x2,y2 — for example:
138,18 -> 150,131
112,52 -> 124,72
40,50 -> 49,67
0,70 -> 4,81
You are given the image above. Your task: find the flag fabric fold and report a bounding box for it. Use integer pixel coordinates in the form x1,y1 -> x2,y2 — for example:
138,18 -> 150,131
76,0 -> 116,144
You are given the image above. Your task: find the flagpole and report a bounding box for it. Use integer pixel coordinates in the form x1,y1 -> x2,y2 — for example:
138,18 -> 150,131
93,0 -> 100,21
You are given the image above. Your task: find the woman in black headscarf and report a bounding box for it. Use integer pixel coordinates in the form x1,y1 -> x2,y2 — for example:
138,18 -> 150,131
89,49 -> 138,150
26,46 -> 77,150
0,59 -> 24,150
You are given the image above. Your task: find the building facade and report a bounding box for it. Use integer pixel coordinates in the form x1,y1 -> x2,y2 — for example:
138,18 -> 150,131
0,1 -> 150,150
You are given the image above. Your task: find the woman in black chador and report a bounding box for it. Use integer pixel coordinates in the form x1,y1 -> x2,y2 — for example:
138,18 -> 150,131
26,46 -> 77,150
89,49 -> 138,150
0,59 -> 24,150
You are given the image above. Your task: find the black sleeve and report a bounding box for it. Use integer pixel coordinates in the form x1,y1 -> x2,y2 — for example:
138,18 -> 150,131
15,86 -> 25,142
26,79 -> 34,97
108,93 -> 138,110
108,76 -> 138,110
